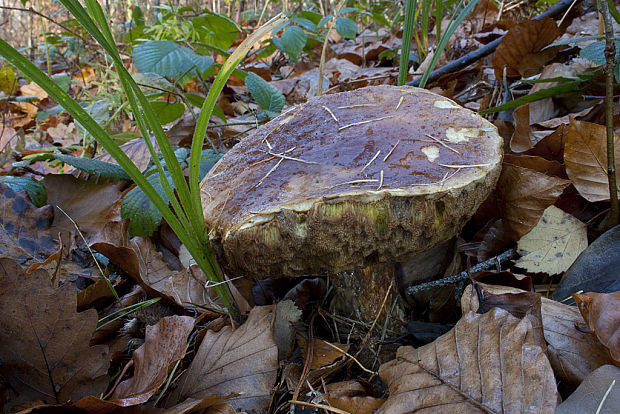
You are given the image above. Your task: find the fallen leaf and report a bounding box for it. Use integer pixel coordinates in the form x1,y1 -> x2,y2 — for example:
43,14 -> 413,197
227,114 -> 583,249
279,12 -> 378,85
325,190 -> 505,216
564,119 -> 620,202
496,163 -> 570,239
111,316 -> 195,405
573,292 -> 620,365
556,365 -> 620,414
0,258 -> 109,410
20,81 -> 48,100
516,205 -> 587,275
168,306 -> 278,413
462,283 -> 614,385
324,381 -> 385,414
552,224 -> 620,303
378,308 -> 557,413
91,227 -> 224,311
271,300 -> 302,361
493,18 -> 560,80
0,183 -> 58,265
43,174 -> 123,235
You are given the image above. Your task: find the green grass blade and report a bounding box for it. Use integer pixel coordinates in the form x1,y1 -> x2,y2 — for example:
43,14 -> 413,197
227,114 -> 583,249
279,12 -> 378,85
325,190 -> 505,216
399,0 -> 417,86
188,13 -> 287,216
419,0 -> 478,88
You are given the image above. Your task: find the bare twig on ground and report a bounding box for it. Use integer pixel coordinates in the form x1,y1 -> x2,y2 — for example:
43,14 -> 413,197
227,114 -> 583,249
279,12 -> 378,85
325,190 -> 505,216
405,248 -> 517,298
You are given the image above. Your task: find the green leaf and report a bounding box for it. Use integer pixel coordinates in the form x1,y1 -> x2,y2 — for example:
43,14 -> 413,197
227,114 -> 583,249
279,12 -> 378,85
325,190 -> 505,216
199,149 -> 223,181
293,17 -> 317,32
0,176 -> 46,207
54,153 -> 132,179
480,81 -> 582,114
132,40 -> 214,77
0,67 -> 17,95
192,13 -> 240,51
131,6 -> 145,26
75,99 -> 111,143
276,25 -> 307,61
133,72 -> 177,95
579,40 -> 620,64
299,10 -> 322,25
338,7 -> 359,14
122,172 -> 170,237
335,17 -> 358,39
150,101 -> 185,125
245,72 -> 284,117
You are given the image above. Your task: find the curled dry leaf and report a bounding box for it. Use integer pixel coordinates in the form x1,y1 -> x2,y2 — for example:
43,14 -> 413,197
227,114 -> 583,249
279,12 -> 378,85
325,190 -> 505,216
573,292 -> 620,365
378,308 -> 557,413
462,283 -> 614,385
323,381 -> 385,414
492,18 -> 560,80
43,174 -> 123,235
564,119 -> 620,202
496,163 -> 570,239
110,316 -> 195,406
516,205 -> 587,275
168,306 -> 278,414
0,258 -> 109,410
92,226 -> 224,312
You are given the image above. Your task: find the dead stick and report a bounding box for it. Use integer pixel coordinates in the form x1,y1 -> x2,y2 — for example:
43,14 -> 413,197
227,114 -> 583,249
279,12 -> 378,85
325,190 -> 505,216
406,0 -> 574,87
600,0 -> 619,226
405,248 -> 517,298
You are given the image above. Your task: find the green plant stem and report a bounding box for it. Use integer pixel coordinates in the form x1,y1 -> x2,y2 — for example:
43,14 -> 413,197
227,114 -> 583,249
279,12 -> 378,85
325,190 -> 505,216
600,0 -> 620,226
398,0 -> 417,86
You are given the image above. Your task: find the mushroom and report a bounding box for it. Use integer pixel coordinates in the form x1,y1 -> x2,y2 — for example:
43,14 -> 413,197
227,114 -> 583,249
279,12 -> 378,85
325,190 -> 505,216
200,85 -> 503,325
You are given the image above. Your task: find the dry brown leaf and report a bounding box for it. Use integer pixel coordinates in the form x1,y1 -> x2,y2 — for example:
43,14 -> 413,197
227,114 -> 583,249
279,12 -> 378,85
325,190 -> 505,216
496,163 -> 570,239
91,230 -> 224,311
324,381 -> 385,414
493,18 -> 560,80
462,283 -> 614,385
96,137 -> 159,173
573,292 -> 620,365
110,315 -> 195,405
516,205 -> 587,275
0,183 -> 58,264
298,336 -> 350,370
20,81 -> 48,100
43,174 -> 123,235
168,306 -> 278,414
564,119 -> 620,202
0,258 -> 109,410
378,307 -> 557,413
525,124 -> 567,162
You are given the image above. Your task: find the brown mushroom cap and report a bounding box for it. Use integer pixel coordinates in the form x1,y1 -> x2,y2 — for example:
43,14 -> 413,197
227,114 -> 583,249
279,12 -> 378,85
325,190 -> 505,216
201,85 -> 502,278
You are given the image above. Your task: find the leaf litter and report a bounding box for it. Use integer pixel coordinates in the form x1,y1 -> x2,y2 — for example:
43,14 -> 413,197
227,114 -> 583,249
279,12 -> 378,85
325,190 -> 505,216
2,1 -> 620,412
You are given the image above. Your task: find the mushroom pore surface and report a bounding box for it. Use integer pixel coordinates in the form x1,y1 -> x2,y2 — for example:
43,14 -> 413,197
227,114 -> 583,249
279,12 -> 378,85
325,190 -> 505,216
201,85 -> 503,278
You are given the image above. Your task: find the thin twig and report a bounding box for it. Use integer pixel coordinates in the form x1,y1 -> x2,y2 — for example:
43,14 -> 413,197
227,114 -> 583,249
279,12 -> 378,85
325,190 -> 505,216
439,163 -> 491,168
322,105 -> 338,122
600,0 -> 619,226
406,248 -> 517,298
360,150 -> 381,173
426,133 -> 461,155
376,170 -> 384,190
261,150 -> 320,165
338,115 -> 394,131
337,104 -> 378,109
327,179 -> 379,189
383,140 -> 400,162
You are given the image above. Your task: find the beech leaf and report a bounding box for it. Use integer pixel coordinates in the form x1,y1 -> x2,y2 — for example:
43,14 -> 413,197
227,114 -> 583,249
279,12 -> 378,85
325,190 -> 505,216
378,308 -> 557,413
168,306 -> 278,413
516,205 -> 587,275
0,258 -> 109,410
573,291 -> 620,364
462,283 -> 615,386
111,315 -> 195,405
496,163 -> 570,239
564,119 -> 620,202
